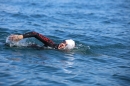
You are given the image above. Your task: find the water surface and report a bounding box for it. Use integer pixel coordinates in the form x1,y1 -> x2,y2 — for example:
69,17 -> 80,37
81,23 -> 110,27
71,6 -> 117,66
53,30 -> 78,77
0,0 -> 130,86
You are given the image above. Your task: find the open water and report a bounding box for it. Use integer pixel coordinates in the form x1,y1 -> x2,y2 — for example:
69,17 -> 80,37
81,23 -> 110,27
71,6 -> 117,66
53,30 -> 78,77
0,0 -> 130,86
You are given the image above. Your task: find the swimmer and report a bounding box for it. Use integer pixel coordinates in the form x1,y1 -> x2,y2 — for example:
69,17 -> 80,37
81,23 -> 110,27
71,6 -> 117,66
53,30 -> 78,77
8,31 -> 75,50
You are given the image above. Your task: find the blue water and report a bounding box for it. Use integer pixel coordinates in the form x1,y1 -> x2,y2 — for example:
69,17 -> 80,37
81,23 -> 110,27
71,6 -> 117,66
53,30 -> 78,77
0,0 -> 130,86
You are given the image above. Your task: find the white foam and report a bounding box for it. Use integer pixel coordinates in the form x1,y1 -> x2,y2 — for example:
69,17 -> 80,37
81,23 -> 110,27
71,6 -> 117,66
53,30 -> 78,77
6,36 -> 28,47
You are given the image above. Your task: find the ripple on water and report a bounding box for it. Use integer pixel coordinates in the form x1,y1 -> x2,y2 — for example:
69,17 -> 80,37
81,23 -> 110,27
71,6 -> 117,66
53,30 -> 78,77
0,0 -> 130,86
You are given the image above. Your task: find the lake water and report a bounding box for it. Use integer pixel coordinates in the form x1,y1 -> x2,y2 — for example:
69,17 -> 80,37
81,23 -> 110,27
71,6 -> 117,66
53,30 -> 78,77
0,0 -> 130,86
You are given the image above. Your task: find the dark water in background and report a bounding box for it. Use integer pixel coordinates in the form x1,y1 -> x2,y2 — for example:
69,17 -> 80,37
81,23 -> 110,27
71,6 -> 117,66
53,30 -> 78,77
0,0 -> 130,86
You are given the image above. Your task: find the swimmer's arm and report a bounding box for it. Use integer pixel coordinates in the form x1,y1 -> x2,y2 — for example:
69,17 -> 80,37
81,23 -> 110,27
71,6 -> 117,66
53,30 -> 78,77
9,32 -> 55,47
9,31 -> 37,41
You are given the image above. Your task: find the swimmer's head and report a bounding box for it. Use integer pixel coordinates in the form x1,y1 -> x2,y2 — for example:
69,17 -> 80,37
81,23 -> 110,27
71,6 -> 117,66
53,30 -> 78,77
58,39 -> 75,50
64,39 -> 75,49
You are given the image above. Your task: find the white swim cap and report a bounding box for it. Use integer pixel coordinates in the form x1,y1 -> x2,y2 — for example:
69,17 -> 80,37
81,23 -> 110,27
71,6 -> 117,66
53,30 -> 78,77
64,39 -> 75,49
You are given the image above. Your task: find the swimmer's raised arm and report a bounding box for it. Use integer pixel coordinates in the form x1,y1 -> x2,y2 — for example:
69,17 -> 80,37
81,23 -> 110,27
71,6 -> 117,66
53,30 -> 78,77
9,31 -> 57,48
8,31 -> 75,50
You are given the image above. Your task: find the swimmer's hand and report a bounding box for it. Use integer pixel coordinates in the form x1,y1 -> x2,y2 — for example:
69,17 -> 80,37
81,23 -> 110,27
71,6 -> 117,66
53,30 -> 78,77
9,35 -> 23,42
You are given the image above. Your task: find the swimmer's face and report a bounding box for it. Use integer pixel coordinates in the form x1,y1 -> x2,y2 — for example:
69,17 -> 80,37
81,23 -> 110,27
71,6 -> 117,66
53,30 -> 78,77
58,41 -> 67,49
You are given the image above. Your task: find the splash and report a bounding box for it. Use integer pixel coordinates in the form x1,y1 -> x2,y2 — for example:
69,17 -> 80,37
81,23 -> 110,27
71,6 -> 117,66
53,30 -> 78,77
73,44 -> 92,55
75,44 -> 90,50
6,36 -> 32,47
